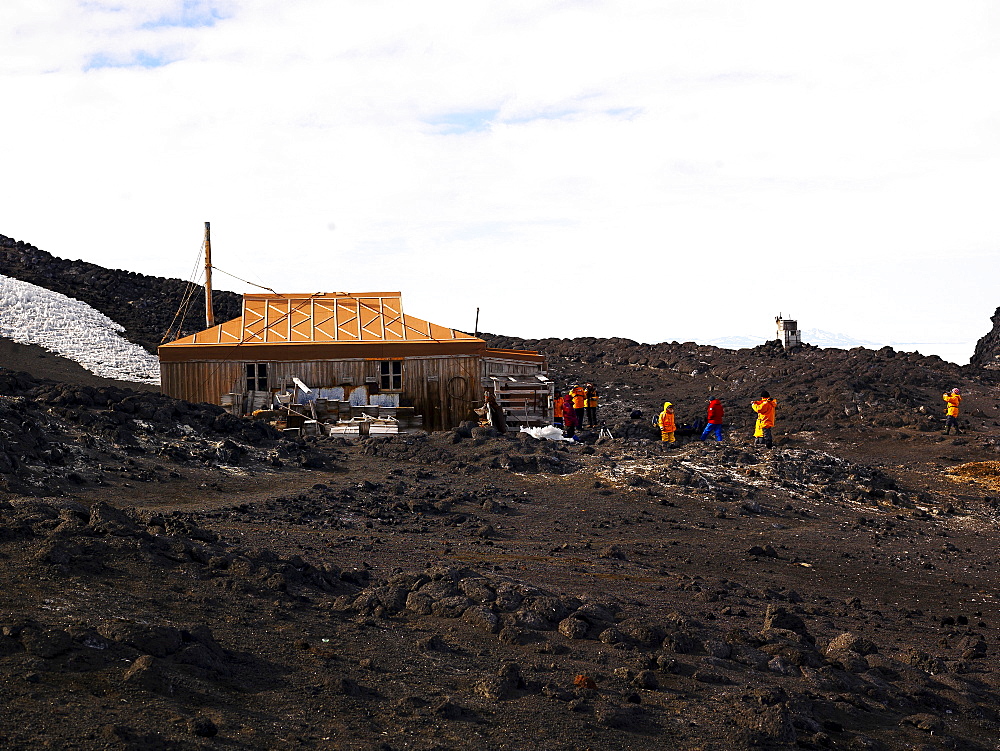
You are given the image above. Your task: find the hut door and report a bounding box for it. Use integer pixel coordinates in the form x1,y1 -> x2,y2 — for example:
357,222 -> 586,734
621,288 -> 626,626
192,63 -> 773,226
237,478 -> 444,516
245,363 -> 269,391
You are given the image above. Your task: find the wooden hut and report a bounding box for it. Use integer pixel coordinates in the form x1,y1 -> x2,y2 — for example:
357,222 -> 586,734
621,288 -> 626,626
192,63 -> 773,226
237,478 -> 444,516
158,291 -> 550,431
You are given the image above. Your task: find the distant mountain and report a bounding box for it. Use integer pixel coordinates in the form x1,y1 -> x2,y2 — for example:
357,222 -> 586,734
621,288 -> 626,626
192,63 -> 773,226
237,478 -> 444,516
705,329 -> 881,351
802,329 -> 884,349
703,334 -> 770,349
705,329 -> 974,364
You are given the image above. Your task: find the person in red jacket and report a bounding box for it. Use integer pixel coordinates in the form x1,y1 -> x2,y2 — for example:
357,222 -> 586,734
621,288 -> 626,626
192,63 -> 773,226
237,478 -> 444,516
699,397 -> 724,442
561,394 -> 578,437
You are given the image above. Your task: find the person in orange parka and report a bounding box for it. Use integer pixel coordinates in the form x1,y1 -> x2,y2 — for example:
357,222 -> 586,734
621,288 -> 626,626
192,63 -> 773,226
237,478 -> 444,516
584,382 -> 599,427
658,402 -> 676,442
943,388 -> 963,435
553,392 -> 564,427
699,397 -> 724,442
751,390 -> 777,448
569,385 -> 587,431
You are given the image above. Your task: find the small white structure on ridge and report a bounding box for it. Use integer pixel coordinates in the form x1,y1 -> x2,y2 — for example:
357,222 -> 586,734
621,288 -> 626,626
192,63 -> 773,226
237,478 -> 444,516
775,314 -> 802,350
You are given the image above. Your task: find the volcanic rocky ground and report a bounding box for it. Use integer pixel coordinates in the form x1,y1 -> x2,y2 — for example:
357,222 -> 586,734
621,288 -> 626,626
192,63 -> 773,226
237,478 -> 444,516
4,240 -> 1000,749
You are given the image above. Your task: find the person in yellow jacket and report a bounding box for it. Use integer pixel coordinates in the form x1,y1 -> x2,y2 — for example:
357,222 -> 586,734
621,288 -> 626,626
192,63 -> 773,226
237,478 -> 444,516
943,388 -> 962,434
584,382 -> 599,427
569,385 -> 587,430
751,390 -> 777,448
658,402 -> 676,442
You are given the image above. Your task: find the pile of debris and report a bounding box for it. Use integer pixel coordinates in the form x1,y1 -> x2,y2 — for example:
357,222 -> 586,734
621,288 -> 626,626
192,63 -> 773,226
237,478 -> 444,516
229,376 -> 424,437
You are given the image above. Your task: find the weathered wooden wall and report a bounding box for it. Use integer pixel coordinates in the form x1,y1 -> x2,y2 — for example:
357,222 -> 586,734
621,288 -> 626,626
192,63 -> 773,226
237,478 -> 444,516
161,354 -> 488,430
398,356 -> 481,431
160,361 -> 242,406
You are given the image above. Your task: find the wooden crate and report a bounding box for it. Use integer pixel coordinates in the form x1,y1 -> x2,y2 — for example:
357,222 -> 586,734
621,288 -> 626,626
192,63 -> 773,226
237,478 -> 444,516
489,375 -> 553,427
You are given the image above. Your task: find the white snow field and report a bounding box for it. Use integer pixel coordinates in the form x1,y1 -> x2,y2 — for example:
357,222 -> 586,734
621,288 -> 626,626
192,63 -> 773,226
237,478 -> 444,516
0,274 -> 160,384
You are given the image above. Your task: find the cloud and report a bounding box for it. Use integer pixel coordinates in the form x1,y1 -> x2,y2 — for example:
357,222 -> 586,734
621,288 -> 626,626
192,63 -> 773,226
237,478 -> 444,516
84,50 -> 177,70
424,109 -> 500,135
0,1 -> 998,364
139,1 -> 227,30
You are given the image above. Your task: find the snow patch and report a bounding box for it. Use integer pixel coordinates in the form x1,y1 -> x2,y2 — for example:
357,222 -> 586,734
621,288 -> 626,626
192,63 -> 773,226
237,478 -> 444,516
0,274 -> 160,384
520,425 -> 572,441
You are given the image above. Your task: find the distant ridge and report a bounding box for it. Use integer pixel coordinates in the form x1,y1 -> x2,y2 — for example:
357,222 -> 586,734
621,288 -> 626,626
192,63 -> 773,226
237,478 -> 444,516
0,231 -> 983,367
706,329 -> 971,364
706,329 -> 882,350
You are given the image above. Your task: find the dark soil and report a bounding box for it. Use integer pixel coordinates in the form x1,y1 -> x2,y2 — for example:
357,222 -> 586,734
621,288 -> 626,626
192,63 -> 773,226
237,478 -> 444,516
0,338 -> 159,392
3,240 -> 1000,749
3,337 -> 1000,750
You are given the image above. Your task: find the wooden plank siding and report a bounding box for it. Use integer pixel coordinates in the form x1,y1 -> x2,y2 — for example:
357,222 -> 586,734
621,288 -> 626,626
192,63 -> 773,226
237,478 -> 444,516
481,356 -> 546,380
398,355 -> 481,431
160,360 -> 242,407
161,354 -> 488,430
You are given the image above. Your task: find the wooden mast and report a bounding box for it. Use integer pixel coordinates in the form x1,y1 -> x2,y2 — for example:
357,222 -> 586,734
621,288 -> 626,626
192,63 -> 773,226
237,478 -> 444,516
204,221 -> 215,329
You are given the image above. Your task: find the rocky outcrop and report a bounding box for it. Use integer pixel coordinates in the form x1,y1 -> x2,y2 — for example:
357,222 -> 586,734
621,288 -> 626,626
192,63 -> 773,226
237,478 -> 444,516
483,332 -> 983,433
0,369 -> 334,496
0,234 -> 241,353
971,306 -> 1000,368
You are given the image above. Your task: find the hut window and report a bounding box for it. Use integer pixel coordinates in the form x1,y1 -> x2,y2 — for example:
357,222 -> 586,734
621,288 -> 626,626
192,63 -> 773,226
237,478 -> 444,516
245,363 -> 268,391
379,360 -> 403,390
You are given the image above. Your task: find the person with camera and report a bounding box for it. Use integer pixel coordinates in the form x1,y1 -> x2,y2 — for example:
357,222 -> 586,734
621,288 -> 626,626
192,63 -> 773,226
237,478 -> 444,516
751,390 -> 777,449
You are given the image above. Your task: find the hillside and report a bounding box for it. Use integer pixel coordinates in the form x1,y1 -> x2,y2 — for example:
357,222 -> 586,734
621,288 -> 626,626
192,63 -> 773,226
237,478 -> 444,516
0,274 -> 160,384
0,337 -> 158,392
0,233 -> 242,352
2,238 -> 1000,749
483,333 -> 998,438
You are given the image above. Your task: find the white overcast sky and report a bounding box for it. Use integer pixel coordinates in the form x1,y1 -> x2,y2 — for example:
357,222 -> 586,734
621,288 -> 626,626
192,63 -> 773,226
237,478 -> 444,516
1,1 -> 997,363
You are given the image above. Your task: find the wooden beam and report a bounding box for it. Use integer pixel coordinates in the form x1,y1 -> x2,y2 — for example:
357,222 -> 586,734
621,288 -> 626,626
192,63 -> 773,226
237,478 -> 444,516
204,222 -> 215,329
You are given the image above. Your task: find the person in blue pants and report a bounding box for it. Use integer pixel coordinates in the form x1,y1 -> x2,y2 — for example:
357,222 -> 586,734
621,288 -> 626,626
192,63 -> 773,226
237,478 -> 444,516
700,398 -> 724,441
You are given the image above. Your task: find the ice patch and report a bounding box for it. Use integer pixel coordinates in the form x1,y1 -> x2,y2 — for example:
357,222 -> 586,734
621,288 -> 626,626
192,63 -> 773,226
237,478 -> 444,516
0,274 -> 161,384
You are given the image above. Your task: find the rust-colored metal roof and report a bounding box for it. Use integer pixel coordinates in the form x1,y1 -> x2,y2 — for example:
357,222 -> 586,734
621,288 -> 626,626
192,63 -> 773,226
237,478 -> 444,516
159,292 -> 487,361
